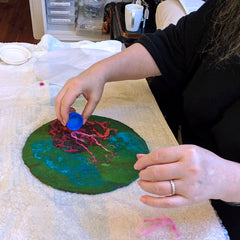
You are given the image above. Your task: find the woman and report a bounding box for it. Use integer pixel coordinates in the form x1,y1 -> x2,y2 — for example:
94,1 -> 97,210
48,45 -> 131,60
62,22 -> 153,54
54,0 -> 240,238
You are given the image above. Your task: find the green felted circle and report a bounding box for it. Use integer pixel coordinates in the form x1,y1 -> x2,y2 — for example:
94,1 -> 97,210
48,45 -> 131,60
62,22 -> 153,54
22,115 -> 149,194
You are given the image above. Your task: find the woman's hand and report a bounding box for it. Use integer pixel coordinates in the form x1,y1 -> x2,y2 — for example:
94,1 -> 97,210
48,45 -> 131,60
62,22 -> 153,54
54,66 -> 106,126
134,144 -> 239,208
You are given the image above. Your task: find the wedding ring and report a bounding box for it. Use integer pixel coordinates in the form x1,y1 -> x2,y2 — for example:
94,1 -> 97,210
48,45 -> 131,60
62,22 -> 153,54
169,180 -> 176,196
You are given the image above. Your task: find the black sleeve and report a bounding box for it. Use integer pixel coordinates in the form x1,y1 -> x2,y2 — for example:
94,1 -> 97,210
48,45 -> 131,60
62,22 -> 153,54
137,0 -> 217,86
212,99 -> 240,162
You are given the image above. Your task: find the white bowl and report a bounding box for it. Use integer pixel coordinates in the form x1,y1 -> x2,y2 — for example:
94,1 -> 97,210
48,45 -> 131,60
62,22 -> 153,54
0,45 -> 31,65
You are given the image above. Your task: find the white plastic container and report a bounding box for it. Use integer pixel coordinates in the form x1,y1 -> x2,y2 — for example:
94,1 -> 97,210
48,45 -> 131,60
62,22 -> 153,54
47,15 -> 75,24
47,7 -> 76,16
47,0 -> 75,8
30,0 -> 110,41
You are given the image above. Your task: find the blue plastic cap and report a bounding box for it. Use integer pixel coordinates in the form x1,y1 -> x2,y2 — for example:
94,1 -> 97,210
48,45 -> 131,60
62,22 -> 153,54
66,112 -> 84,131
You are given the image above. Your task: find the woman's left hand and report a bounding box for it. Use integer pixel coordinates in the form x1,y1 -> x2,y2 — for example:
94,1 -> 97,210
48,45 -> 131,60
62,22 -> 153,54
134,144 -> 228,208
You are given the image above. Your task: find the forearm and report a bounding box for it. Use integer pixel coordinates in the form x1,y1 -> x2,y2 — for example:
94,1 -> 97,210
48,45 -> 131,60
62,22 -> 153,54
90,43 -> 161,83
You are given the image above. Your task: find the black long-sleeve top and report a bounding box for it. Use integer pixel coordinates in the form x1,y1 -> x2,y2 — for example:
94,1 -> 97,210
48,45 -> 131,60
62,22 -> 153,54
137,0 -> 240,238
138,0 -> 240,162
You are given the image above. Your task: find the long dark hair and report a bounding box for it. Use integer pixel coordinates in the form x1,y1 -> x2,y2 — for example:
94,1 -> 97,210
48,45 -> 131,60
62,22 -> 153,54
206,0 -> 240,63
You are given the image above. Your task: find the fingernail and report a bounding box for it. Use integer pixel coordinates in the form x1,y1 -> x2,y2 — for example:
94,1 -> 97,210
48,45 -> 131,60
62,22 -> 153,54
134,163 -> 138,170
136,154 -> 145,159
62,120 -> 66,126
140,196 -> 147,203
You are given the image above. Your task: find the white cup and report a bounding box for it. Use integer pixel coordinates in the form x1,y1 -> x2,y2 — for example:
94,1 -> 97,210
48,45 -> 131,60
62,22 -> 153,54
125,4 -> 143,32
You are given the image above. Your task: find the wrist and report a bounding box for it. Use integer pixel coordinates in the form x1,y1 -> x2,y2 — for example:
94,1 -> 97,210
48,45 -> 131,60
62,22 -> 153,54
216,159 -> 240,203
88,60 -> 110,84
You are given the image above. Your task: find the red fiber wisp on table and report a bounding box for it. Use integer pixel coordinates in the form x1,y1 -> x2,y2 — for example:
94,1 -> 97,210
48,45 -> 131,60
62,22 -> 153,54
137,215 -> 181,239
48,119 -> 118,162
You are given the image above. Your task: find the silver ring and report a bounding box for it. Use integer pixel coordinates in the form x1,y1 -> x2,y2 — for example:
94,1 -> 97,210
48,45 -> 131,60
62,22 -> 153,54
169,180 -> 176,196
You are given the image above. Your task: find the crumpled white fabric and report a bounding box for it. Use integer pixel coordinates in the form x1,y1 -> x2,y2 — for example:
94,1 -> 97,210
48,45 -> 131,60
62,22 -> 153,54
0,35 -> 228,240
33,48 -> 116,87
33,34 -> 122,87
36,34 -> 123,53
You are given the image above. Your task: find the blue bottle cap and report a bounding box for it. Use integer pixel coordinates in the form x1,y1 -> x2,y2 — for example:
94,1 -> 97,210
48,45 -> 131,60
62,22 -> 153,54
66,112 -> 84,131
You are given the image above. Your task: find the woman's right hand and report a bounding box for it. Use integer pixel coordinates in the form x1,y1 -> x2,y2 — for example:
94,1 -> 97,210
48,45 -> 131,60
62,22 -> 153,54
54,65 -> 106,126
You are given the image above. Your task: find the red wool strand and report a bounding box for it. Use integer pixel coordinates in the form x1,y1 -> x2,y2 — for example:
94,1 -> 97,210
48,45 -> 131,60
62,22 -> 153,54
137,216 -> 181,239
48,119 -> 118,162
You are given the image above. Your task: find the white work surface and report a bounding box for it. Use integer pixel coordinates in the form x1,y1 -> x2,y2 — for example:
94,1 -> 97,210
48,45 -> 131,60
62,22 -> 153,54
0,35 -> 227,240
